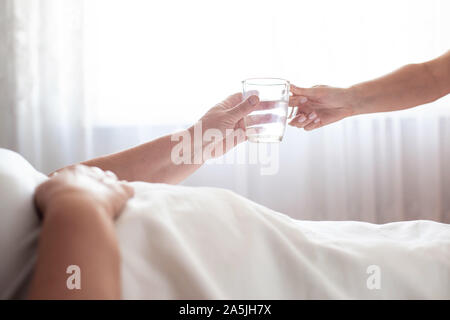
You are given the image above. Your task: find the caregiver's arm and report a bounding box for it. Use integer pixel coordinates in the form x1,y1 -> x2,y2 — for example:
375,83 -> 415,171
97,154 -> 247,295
28,165 -> 133,299
289,50 -> 450,130
80,93 -> 259,184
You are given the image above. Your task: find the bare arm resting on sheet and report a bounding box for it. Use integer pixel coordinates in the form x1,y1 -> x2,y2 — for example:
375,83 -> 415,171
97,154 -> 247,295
289,50 -> 450,130
28,165 -> 133,299
73,93 -> 260,184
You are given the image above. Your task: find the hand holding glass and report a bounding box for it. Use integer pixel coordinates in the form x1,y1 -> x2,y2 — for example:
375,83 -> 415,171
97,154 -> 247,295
242,78 -> 290,143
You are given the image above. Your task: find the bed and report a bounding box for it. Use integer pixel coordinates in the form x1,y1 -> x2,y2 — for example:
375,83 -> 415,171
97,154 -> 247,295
1,148 -> 449,299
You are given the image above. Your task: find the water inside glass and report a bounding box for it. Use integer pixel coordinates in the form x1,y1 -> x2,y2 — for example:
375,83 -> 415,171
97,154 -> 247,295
242,78 -> 290,143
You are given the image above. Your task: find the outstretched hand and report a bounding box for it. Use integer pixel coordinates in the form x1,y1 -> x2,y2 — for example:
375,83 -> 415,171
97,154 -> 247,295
289,85 -> 358,130
192,93 -> 260,159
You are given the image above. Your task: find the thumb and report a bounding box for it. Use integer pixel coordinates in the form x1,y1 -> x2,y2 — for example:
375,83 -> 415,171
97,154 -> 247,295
290,85 -> 317,98
227,95 -> 260,119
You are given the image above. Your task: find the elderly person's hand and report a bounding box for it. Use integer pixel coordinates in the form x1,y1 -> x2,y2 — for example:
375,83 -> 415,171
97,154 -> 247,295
35,165 -> 134,220
190,93 -> 260,159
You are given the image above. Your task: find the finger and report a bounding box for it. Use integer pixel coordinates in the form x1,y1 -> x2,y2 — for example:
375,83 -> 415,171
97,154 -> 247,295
104,170 -> 118,180
304,117 -> 322,131
290,112 -> 318,129
223,92 -> 243,109
289,103 -> 314,119
235,118 -> 246,131
290,85 -> 312,96
245,126 -> 266,136
289,95 -> 308,106
70,164 -> 96,178
222,128 -> 247,151
243,90 -> 259,99
109,181 -> 133,200
290,85 -> 322,101
288,107 -> 295,119
288,113 -> 308,127
78,164 -> 101,176
290,98 -> 324,110
236,128 -> 247,144
101,170 -> 119,184
227,95 -> 260,119
253,100 -> 286,111
102,177 -> 119,188
120,182 -> 135,198
245,113 -> 281,127
48,171 -> 59,178
85,167 -> 108,181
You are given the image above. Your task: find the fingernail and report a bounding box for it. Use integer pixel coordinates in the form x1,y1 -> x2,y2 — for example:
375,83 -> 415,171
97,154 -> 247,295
249,95 -> 259,106
309,113 -> 317,120
299,97 -> 307,104
298,116 -> 306,123
314,118 -> 320,124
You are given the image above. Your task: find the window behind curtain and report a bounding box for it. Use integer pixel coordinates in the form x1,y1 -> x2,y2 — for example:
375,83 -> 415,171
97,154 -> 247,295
83,0 -> 449,126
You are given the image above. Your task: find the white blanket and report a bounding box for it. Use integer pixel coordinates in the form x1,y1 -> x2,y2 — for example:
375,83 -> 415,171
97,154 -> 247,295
118,182 -> 450,299
1,149 -> 449,299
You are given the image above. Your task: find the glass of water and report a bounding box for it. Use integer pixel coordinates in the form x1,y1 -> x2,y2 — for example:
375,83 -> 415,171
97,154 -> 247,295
242,78 -> 290,143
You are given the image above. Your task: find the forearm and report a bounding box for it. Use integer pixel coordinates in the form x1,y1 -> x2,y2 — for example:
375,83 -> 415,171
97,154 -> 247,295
81,127 -> 203,184
351,51 -> 450,115
28,197 -> 121,299
78,93 -> 257,183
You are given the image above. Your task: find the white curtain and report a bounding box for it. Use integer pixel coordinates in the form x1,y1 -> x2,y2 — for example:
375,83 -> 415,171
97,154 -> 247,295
0,0 -> 90,173
1,0 -> 449,223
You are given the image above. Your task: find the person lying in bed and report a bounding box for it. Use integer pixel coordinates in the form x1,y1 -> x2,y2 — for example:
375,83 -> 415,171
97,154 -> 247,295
29,50 -> 450,299
28,93 -> 261,299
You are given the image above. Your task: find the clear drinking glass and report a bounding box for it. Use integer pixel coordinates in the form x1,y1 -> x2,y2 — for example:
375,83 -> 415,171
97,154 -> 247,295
242,78 -> 290,143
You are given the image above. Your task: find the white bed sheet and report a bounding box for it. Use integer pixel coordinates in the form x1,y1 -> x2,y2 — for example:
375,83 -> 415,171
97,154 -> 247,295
118,182 -> 450,299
